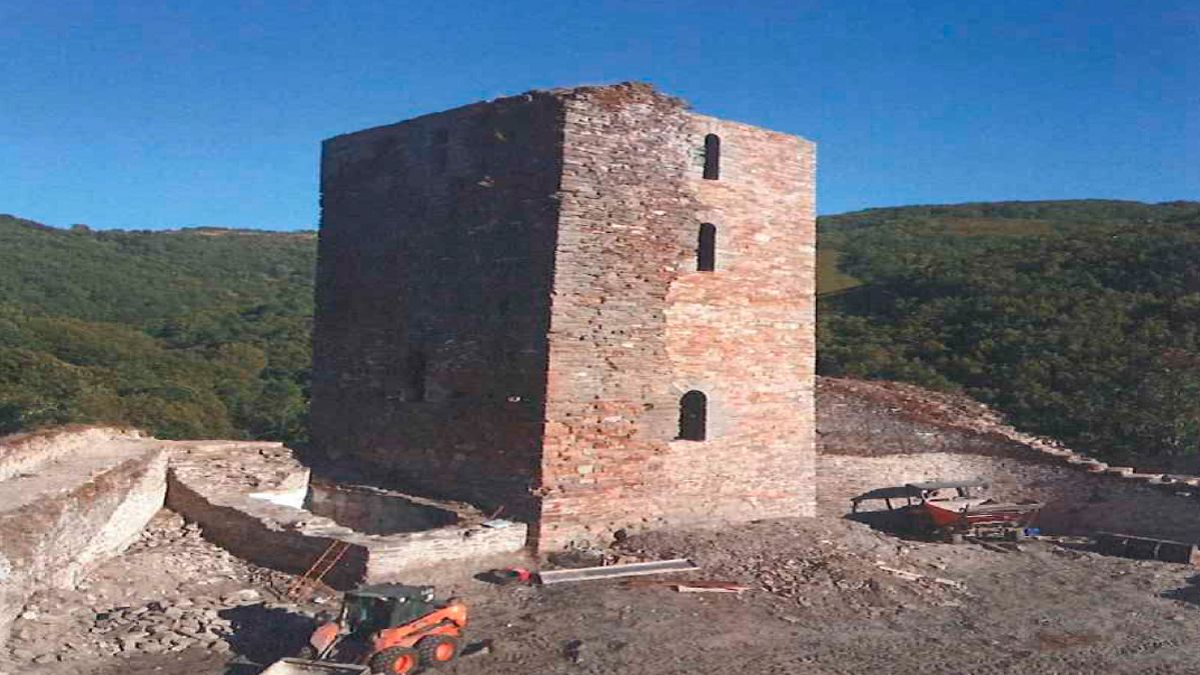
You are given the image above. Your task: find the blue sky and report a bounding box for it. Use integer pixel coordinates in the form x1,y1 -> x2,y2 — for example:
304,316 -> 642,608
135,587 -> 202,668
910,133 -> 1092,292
1,0 -> 1196,230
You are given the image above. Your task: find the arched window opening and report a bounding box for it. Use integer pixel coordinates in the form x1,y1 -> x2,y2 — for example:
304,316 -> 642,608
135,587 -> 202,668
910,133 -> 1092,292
678,390 -> 707,441
698,223 -> 716,272
702,134 -> 720,180
407,351 -> 427,402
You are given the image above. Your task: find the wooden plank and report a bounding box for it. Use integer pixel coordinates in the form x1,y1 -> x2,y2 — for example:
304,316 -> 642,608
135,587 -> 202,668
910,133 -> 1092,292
674,583 -> 750,594
538,558 -> 698,584
622,578 -> 742,589
875,563 -> 966,590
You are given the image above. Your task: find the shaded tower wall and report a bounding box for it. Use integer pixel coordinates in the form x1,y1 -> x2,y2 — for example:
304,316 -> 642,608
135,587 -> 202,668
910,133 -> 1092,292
310,92 -> 565,516
538,85 -> 817,547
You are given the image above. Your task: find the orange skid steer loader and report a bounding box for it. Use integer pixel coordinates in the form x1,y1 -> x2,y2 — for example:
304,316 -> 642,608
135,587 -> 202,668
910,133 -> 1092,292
272,584 -> 467,674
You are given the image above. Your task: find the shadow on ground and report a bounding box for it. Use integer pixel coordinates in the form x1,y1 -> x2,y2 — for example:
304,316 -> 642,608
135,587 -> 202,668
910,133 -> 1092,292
218,604 -> 315,671
1161,573 -> 1200,607
223,657 -> 267,675
843,511 -> 937,543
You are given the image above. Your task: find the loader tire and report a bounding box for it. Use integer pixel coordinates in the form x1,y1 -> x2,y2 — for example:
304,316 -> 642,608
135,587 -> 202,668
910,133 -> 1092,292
371,646 -> 420,674
417,634 -> 461,666
295,644 -> 317,659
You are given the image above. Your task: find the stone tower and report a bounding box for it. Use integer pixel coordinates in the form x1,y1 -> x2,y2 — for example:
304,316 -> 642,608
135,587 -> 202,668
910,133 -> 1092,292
311,83 -> 816,548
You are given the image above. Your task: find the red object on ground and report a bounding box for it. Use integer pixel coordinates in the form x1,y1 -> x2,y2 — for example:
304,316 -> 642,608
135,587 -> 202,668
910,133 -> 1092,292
920,500 -> 1040,530
507,567 -> 533,583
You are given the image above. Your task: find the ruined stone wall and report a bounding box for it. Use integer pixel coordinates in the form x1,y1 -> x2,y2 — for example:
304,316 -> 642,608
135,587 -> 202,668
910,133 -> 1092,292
305,481 -> 460,534
165,442 -> 526,587
820,452 -> 1200,543
818,377 -> 1200,543
0,430 -> 166,645
311,92 -> 566,515
538,85 -> 816,547
164,464 -> 371,588
0,426 -> 142,482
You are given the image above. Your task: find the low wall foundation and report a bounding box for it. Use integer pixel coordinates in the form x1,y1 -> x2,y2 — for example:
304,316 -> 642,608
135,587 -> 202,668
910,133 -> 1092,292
818,377 -> 1200,543
0,429 -> 166,646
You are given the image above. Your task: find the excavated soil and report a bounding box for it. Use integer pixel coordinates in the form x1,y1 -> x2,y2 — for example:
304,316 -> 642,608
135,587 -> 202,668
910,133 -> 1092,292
7,512 -> 1200,674
456,519 -> 1200,675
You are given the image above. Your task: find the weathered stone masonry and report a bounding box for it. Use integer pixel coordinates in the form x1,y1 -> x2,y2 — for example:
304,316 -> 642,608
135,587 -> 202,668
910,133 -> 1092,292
311,83 -> 817,548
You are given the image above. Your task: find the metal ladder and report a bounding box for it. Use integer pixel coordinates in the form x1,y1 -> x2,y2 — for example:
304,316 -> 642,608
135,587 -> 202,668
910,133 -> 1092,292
286,540 -> 351,601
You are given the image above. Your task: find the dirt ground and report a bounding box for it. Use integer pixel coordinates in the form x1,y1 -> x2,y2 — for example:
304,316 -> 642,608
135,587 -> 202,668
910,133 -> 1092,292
7,510 -> 1200,675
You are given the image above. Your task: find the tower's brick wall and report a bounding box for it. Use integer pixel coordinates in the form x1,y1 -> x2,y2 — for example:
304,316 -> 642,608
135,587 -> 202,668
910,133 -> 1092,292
538,86 -> 816,547
312,83 -> 816,548
311,93 -> 564,515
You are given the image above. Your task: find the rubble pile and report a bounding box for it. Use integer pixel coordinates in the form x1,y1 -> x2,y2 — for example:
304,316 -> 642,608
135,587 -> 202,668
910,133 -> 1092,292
2,511 -> 308,668
6,595 -> 236,664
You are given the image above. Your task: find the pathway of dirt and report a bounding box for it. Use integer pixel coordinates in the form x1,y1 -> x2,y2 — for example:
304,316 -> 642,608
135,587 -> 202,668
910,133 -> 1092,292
6,512 -> 1200,675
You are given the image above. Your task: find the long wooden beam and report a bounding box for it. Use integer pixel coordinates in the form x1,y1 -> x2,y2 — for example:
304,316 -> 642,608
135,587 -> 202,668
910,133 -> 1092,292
538,558 -> 698,585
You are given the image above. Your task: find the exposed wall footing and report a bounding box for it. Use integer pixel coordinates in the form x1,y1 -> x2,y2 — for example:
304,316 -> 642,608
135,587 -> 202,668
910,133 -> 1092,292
0,428 -> 166,646
818,377 -> 1200,543
165,442 -> 527,586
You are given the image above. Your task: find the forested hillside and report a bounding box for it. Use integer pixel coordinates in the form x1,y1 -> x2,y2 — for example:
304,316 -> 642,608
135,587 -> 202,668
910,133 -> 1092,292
6,199 -> 1200,468
0,214 -> 315,444
818,199 -> 1200,467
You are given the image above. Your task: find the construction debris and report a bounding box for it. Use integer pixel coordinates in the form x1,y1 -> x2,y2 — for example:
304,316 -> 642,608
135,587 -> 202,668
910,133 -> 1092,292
673,583 -> 751,594
969,538 -> 1021,554
0,510 -> 300,666
481,567 -> 533,585
459,639 -> 494,659
1095,532 -> 1200,565
562,638 -> 585,664
875,562 -> 967,591
286,540 -> 351,601
850,479 -> 1040,542
619,578 -> 750,593
537,559 -> 698,585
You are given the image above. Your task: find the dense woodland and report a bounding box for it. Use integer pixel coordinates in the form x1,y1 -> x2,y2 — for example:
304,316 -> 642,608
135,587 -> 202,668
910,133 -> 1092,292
0,215 -> 314,445
4,200 -> 1200,467
819,199 -> 1200,467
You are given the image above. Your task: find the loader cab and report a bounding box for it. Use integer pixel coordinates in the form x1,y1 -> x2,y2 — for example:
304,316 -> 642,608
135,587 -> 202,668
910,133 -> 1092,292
342,584 -> 437,637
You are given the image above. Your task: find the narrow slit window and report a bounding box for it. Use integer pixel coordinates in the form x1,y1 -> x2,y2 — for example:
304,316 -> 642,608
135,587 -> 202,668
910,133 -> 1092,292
698,223 -> 716,271
678,390 -> 707,441
407,351 -> 427,402
703,134 -> 721,180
